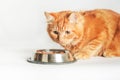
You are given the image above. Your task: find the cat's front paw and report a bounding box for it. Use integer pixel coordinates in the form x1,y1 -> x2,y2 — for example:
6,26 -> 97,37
74,52 -> 90,60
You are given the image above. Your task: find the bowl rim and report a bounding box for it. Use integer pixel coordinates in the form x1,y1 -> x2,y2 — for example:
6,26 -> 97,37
36,49 -> 69,54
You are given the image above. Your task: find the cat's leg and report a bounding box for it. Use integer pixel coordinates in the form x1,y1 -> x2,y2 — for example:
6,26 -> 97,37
103,37 -> 120,57
103,49 -> 120,57
104,22 -> 120,57
74,37 -> 104,59
74,51 -> 91,59
68,52 -> 74,61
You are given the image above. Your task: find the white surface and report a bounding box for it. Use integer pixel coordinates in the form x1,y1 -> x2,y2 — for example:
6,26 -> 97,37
0,0 -> 120,80
1,48 -> 120,80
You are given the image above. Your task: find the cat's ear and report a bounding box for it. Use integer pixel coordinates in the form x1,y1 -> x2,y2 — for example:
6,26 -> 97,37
44,12 -> 55,24
68,13 -> 77,23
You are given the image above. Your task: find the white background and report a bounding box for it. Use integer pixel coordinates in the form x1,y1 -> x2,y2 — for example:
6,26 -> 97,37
0,0 -> 120,80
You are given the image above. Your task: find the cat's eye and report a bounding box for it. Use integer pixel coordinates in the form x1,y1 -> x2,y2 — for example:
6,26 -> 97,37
53,31 -> 59,34
65,31 -> 70,34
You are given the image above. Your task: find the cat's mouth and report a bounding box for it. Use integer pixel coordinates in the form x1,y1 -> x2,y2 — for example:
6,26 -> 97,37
59,40 -> 73,46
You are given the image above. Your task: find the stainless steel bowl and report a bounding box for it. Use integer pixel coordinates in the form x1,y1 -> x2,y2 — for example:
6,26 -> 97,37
27,49 -> 76,64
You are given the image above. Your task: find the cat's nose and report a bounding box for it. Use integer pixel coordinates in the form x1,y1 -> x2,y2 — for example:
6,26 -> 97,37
59,37 -> 62,42
59,35 -> 65,43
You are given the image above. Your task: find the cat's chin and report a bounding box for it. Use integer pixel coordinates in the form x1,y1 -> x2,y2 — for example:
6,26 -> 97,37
60,43 -> 67,46
59,43 -> 68,47
59,43 -> 72,49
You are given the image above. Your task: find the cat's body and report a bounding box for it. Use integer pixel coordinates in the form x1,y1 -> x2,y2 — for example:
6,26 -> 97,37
45,9 -> 120,59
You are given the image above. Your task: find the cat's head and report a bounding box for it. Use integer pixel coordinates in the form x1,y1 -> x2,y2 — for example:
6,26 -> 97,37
44,11 -> 85,47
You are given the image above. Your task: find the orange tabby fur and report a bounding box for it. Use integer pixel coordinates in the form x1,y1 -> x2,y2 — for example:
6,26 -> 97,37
44,9 -> 120,59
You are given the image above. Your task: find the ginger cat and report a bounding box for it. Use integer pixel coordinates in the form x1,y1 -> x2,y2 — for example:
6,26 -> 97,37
44,9 -> 120,59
